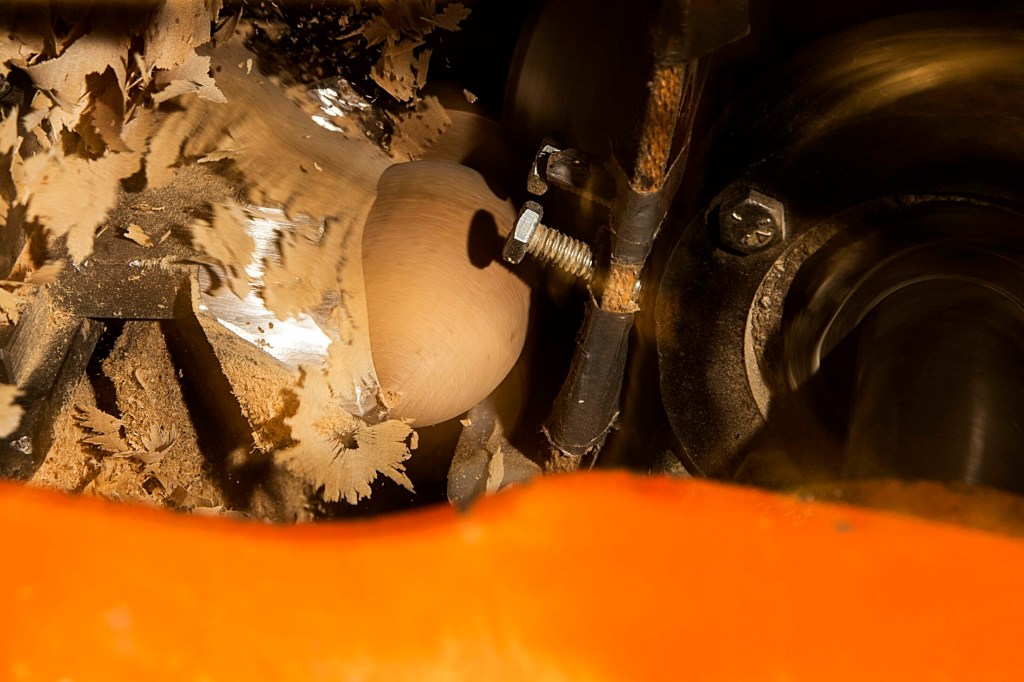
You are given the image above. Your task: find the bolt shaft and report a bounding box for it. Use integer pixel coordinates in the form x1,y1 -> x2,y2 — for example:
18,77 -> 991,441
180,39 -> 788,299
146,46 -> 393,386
527,223 -> 594,280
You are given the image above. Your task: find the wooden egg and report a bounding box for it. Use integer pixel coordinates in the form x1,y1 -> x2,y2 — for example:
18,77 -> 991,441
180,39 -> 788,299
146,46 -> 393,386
362,160 -> 531,427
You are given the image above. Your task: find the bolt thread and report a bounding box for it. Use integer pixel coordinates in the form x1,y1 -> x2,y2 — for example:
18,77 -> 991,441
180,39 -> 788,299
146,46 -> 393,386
528,224 -> 594,280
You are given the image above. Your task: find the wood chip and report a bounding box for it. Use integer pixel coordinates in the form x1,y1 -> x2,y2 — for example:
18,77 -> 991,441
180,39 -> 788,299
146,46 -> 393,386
485,445 -> 505,494
124,223 -> 153,247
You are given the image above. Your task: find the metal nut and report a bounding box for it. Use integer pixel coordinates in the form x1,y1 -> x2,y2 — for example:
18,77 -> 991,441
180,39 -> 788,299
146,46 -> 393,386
717,188 -> 786,255
503,201 -> 543,264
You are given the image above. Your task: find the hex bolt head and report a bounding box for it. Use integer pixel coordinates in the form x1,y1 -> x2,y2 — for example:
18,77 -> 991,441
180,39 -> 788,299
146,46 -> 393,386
503,201 -> 544,264
716,188 -> 786,255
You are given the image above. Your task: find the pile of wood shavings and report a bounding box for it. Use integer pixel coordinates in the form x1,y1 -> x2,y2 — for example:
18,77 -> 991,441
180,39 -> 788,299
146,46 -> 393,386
0,0 -> 473,517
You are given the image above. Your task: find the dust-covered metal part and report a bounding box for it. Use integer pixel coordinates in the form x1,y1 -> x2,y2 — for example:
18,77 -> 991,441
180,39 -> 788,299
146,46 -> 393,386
447,367 -> 542,508
0,228 -> 244,481
544,302 -> 634,467
538,0 -> 747,468
526,136 -> 562,196
50,227 -> 194,319
657,14 -> 1024,486
714,186 -> 786,255
527,135 -> 616,208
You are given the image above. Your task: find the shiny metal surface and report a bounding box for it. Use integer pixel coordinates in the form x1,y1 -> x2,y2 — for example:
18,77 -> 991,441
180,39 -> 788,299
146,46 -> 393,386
197,206 -> 338,372
847,278 -> 1024,491
196,205 -> 379,416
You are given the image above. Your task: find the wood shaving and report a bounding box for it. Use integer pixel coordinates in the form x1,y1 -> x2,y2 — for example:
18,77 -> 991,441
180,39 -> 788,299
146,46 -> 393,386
144,108 -> 192,189
0,383 -> 23,438
388,94 -> 451,161
24,30 -> 130,115
136,423 -> 178,464
153,51 -> 226,104
277,368 -> 415,505
145,0 -> 222,71
0,109 -> 19,155
124,223 -> 153,247
356,2 -> 470,103
261,216 -> 345,319
74,405 -> 130,456
83,74 -> 130,153
371,39 -> 426,102
197,149 -> 239,163
190,201 -> 255,300
24,260 -> 64,285
485,445 -> 504,495
0,24 -> 46,69
214,10 -> 244,48
430,3 -> 472,31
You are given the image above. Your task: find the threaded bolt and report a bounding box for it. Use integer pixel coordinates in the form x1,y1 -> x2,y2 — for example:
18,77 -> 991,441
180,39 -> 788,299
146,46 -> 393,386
503,201 -> 594,281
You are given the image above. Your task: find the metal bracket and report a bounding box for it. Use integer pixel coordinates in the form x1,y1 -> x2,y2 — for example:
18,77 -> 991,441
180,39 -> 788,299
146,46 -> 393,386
527,134 -> 617,207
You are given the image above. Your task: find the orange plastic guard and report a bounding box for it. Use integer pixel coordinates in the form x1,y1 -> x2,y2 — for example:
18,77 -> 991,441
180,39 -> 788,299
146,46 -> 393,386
1,472 -> 1022,681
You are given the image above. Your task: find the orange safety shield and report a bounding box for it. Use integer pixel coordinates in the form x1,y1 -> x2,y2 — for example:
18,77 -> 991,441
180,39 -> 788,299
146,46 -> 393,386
1,472 -> 1022,680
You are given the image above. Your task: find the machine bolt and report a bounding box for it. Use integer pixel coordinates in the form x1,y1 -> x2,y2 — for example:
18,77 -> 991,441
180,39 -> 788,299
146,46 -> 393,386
716,188 -> 786,255
503,201 -> 594,281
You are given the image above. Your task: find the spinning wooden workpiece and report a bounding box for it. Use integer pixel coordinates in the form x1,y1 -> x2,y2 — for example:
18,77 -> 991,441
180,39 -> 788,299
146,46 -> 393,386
363,161 -> 530,427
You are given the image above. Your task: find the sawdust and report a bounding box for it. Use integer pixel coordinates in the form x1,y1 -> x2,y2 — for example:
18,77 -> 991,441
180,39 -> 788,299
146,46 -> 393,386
0,383 -> 22,438
602,263 -> 641,313
89,322 -> 213,507
31,374 -> 99,491
194,313 -> 299,452
32,321 -> 218,511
